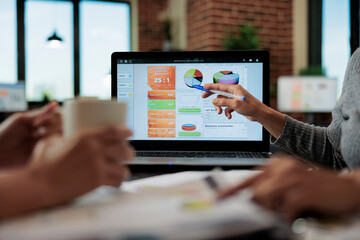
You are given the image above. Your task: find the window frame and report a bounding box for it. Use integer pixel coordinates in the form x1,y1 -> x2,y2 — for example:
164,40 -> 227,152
350,0 -> 359,54
308,0 -> 359,66
16,0 -> 132,104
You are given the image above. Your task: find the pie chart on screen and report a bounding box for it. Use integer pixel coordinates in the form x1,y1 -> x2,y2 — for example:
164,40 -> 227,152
184,69 -> 203,87
182,124 -> 196,131
213,71 -> 239,84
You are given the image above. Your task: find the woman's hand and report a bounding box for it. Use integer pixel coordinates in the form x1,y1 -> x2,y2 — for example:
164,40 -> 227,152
28,126 -> 134,206
201,83 -> 286,138
0,101 -> 62,167
219,156 -> 360,220
202,83 -> 264,121
0,125 -> 134,219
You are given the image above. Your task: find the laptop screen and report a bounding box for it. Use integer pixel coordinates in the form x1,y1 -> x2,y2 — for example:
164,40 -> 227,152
0,83 -> 27,112
112,51 -> 269,151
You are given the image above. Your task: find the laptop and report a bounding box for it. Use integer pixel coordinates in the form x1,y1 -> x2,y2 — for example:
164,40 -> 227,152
111,51 -> 270,170
0,82 -> 27,123
0,82 -> 27,112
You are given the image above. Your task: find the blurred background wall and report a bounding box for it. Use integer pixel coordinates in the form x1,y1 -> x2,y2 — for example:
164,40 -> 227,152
185,0 -> 294,110
0,0 -> 357,125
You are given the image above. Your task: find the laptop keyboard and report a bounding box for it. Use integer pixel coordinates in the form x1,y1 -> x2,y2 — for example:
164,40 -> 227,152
136,151 -> 270,158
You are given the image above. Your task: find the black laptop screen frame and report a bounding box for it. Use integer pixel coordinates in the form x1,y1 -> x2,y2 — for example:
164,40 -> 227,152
112,50 -> 270,152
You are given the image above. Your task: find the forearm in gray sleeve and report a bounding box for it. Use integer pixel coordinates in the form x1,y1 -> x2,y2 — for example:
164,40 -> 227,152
271,115 -> 338,168
341,109 -> 360,169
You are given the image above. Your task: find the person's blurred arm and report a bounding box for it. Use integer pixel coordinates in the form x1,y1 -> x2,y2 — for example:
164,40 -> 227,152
0,101 -> 62,168
0,126 -> 133,220
219,156 -> 360,220
0,168 -> 54,219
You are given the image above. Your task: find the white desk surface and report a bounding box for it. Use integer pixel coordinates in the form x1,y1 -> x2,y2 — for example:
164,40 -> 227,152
0,170 -> 283,240
0,170 -> 359,240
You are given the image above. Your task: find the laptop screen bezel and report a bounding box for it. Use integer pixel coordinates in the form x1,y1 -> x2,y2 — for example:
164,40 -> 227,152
112,50 -> 270,152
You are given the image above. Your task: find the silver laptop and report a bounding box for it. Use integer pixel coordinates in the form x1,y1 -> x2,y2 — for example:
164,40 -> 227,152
111,51 -> 270,169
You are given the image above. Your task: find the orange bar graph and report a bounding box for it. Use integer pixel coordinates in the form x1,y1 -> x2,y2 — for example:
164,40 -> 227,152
148,110 -> 175,119
0,90 -> 9,97
148,91 -> 175,100
148,119 -> 175,128
148,128 -> 175,138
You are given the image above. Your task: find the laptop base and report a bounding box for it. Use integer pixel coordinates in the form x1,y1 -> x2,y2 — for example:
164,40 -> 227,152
128,151 -> 271,177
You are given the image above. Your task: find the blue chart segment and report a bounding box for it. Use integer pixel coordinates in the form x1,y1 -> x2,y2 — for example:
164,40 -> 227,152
184,69 -> 203,87
182,123 -> 196,131
213,71 -> 239,84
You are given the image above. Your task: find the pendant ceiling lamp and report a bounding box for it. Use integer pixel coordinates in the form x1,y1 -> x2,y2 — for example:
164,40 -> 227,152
47,31 -> 63,48
47,1 -> 63,48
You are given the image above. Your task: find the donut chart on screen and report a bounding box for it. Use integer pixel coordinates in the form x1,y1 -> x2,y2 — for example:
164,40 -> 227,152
184,69 -> 203,87
213,71 -> 239,84
182,124 -> 196,131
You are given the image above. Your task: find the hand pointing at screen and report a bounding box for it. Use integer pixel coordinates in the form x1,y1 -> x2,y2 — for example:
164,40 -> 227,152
201,83 -> 286,139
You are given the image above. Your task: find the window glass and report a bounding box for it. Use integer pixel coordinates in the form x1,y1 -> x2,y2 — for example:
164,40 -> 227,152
80,1 -> 130,99
0,0 -> 17,83
25,1 -> 73,101
322,0 -> 350,98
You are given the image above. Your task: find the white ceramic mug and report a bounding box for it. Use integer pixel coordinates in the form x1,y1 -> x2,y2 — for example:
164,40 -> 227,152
62,98 -> 127,138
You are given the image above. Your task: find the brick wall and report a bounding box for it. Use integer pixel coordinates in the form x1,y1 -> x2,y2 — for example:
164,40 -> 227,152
186,0 -> 293,108
138,0 -> 168,51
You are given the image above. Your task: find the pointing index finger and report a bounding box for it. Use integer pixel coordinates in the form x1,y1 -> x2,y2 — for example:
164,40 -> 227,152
217,171 -> 264,199
33,101 -> 59,126
204,83 -> 236,93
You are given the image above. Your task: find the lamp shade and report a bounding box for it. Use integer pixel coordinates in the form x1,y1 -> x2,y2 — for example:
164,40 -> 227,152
47,31 -> 63,48
47,31 -> 63,42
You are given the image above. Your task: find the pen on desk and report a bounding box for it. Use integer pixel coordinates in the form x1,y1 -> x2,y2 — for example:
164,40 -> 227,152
193,85 -> 246,101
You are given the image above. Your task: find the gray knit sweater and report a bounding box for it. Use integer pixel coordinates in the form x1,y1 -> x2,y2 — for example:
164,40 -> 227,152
271,48 -> 360,169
